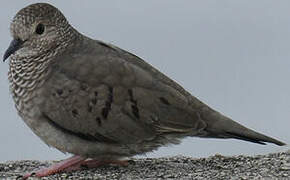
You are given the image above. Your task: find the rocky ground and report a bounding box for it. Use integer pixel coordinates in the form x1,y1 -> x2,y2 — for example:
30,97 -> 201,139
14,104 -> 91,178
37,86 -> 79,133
0,152 -> 289,180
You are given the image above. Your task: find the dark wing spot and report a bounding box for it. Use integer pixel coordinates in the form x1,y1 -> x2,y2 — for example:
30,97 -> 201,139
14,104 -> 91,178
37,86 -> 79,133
102,107 -> 109,119
102,87 -> 113,119
159,97 -> 170,105
95,117 -> 102,126
108,87 -> 113,102
94,91 -> 98,96
72,109 -> 78,117
128,89 -> 137,104
131,105 -> 140,119
128,89 -> 140,119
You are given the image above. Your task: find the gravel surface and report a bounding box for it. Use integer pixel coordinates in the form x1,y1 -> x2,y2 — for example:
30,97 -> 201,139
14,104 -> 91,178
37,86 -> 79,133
0,152 -> 289,180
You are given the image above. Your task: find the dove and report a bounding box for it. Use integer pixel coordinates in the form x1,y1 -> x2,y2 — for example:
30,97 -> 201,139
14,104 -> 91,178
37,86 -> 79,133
3,3 -> 286,179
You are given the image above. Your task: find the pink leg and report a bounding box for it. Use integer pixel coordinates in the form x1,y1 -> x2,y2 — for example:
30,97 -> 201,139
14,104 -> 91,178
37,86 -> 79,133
22,155 -> 86,179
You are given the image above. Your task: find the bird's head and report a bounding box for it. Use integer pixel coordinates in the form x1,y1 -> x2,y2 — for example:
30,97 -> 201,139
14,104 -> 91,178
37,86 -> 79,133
3,3 -> 76,62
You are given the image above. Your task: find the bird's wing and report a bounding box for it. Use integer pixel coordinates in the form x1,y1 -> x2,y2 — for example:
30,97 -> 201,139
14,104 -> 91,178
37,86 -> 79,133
38,38 -> 208,145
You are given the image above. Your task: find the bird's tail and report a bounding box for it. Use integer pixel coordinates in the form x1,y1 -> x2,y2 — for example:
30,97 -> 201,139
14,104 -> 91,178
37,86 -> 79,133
200,108 -> 286,146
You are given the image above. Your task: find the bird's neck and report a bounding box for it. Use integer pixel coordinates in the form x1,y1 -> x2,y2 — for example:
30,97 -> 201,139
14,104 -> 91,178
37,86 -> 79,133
8,43 -> 71,112
8,29 -> 81,112
8,52 -> 51,112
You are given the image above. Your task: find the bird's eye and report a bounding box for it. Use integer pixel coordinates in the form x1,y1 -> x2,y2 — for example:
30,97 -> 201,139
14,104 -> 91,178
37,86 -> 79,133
35,23 -> 45,35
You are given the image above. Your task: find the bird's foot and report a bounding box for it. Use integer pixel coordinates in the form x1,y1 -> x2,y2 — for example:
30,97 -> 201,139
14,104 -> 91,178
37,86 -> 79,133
22,155 -> 86,179
22,156 -> 129,179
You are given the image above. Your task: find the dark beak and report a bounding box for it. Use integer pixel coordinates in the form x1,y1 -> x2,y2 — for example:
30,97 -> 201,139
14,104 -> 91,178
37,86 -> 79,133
3,38 -> 24,62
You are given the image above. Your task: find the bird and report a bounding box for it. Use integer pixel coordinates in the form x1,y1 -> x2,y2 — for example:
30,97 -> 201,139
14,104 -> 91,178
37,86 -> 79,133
3,3 -> 286,179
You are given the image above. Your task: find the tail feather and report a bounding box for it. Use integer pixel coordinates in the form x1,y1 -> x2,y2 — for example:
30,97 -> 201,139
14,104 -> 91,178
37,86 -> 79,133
224,131 -> 285,146
201,108 -> 286,146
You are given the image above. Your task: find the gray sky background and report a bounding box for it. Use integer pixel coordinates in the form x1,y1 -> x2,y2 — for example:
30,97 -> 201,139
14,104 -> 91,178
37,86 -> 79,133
0,1 -> 289,161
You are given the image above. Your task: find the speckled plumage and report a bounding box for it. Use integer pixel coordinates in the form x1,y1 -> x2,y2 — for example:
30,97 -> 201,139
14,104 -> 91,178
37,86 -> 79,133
5,3 -> 285,161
